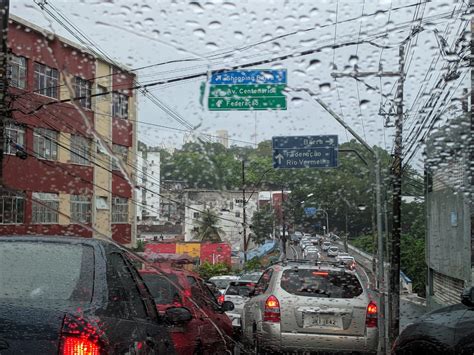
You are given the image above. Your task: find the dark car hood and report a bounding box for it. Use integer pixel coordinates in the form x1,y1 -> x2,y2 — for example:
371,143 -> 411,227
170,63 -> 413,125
395,303 -> 468,351
420,303 -> 468,323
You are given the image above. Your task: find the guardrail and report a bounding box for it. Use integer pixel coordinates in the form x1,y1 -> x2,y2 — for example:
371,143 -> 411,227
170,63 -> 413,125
346,242 -> 413,294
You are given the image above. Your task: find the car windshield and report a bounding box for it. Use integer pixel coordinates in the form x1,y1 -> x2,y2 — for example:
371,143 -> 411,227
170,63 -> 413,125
0,242 -> 94,304
211,279 -> 233,289
226,282 -> 254,297
4,1 -> 471,352
240,274 -> 261,282
281,269 -> 363,299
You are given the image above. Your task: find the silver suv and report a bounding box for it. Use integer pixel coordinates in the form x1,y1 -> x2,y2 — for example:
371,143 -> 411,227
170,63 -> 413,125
241,260 -> 378,354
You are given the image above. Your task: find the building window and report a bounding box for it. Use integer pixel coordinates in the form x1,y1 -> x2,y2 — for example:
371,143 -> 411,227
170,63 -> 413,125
95,196 -> 109,210
8,54 -> 27,89
32,192 -> 59,224
97,84 -> 108,101
33,128 -> 58,160
112,92 -> 128,119
0,191 -> 25,224
112,144 -> 128,170
193,212 -> 200,219
235,212 -> 241,218
34,63 -> 59,98
71,195 -> 91,223
112,196 -> 128,223
74,77 -> 92,109
70,134 -> 91,165
4,122 -> 25,155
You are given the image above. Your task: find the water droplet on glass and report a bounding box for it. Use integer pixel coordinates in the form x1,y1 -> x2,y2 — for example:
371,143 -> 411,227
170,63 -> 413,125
319,83 -> 331,92
193,28 -> 206,37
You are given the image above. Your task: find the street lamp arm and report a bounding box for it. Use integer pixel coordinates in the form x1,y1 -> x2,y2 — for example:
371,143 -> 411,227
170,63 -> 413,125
245,167 -> 273,204
339,149 -> 369,167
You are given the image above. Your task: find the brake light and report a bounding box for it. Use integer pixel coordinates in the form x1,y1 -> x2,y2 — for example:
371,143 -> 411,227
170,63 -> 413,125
61,336 -> 100,355
263,295 -> 280,323
312,271 -> 329,276
366,301 -> 378,328
218,294 -> 225,305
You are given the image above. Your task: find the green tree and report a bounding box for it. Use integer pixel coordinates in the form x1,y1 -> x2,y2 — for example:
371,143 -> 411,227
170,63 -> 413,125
194,209 -> 223,242
197,261 -> 231,280
250,205 -> 274,245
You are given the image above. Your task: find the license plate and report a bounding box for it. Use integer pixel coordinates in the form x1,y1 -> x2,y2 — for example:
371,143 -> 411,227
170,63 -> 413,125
303,314 -> 342,328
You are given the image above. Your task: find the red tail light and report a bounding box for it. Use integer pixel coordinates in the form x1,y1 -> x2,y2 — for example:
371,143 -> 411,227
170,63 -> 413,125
218,294 -> 225,305
263,295 -> 280,323
61,336 -> 100,355
366,301 -> 378,328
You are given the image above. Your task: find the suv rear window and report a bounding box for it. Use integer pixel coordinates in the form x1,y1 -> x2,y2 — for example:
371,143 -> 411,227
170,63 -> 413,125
280,269 -> 363,299
141,273 -> 181,305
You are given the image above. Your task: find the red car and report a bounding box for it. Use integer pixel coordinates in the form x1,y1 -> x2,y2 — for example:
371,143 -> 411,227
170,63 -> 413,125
140,264 -> 234,355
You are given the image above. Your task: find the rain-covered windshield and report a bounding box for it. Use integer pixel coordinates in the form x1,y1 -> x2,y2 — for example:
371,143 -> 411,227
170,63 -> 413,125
3,0 -> 471,353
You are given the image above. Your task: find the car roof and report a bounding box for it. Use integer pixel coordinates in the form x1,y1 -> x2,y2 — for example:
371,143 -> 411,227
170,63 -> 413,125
210,275 -> 239,280
0,235 -> 119,250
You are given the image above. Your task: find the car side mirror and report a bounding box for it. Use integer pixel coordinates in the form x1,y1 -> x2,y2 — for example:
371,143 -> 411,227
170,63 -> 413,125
165,307 -> 192,325
221,300 -> 234,312
461,287 -> 474,307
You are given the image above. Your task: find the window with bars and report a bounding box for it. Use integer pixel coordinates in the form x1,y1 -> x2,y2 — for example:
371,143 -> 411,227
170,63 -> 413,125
0,191 -> 25,224
70,195 -> 91,223
112,196 -> 128,223
4,123 -> 25,155
70,135 -> 91,165
34,63 -> 59,98
8,54 -> 27,89
74,77 -> 92,109
32,192 -> 59,224
33,128 -> 58,160
112,92 -> 129,119
112,144 -> 128,170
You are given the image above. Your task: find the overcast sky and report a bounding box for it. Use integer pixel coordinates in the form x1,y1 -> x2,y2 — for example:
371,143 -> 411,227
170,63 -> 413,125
12,0 -> 470,170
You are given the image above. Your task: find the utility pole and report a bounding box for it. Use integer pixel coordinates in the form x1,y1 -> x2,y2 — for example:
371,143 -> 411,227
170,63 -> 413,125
389,44 -> 405,344
280,186 -> 287,260
242,159 -> 248,262
0,0 -> 10,187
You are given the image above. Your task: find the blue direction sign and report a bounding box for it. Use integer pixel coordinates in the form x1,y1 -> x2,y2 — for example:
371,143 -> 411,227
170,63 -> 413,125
304,207 -> 318,216
272,135 -> 338,169
210,69 -> 287,85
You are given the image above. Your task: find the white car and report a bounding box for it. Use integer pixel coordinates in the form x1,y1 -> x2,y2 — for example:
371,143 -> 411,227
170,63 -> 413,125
303,247 -> 318,258
336,254 -> 356,269
305,249 -> 320,260
327,246 -> 339,257
321,241 -> 331,251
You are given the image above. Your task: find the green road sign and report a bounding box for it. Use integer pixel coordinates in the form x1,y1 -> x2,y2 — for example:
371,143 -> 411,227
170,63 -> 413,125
208,96 -> 287,111
209,84 -> 286,98
208,69 -> 287,111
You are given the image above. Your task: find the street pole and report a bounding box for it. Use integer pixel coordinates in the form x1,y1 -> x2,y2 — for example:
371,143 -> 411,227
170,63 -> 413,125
389,44 -> 405,344
0,0 -> 10,187
242,160 -> 248,262
280,186 -> 287,260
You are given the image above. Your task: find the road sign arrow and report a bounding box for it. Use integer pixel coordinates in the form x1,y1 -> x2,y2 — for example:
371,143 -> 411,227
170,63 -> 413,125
275,153 -> 284,164
326,138 -> 334,145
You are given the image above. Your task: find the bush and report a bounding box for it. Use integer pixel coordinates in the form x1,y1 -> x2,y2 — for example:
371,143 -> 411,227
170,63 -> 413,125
197,261 -> 231,280
244,258 -> 262,272
351,235 -> 374,254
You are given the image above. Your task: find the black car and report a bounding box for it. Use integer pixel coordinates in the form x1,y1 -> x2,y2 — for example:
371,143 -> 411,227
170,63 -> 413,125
392,287 -> 474,354
0,236 -> 189,354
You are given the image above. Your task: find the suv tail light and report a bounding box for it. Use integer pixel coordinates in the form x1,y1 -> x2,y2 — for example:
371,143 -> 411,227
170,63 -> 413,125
366,301 -> 378,328
218,294 -> 225,305
61,336 -> 100,355
263,295 -> 280,323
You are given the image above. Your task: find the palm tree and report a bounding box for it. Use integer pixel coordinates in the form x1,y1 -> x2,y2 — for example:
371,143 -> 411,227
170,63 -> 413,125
194,209 -> 223,242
